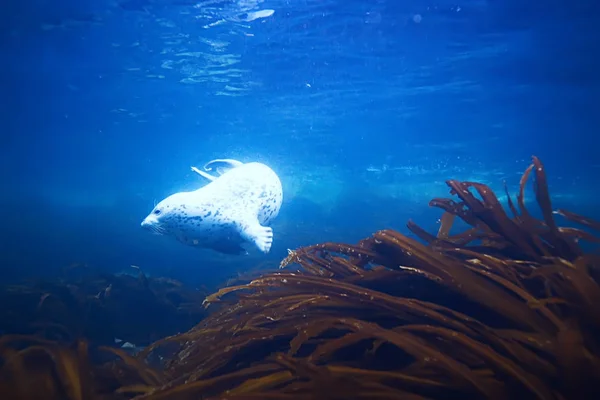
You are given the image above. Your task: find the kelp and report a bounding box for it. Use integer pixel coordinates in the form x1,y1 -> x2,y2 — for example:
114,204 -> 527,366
0,334 -> 168,400
0,268 -> 206,346
1,156 -> 599,399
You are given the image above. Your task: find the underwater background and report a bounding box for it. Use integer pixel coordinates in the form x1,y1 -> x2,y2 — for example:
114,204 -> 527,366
1,0 -> 599,348
2,0 -> 598,289
1,1 -> 600,398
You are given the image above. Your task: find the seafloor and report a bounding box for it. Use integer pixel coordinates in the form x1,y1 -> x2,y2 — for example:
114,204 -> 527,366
1,156 -> 598,400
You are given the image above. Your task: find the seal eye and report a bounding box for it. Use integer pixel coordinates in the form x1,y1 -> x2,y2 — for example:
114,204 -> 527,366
153,209 -> 161,215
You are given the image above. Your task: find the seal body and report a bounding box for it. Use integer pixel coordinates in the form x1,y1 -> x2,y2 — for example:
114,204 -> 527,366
141,161 -> 283,255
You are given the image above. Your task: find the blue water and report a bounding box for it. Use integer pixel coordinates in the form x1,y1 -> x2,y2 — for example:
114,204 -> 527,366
1,0 -> 598,289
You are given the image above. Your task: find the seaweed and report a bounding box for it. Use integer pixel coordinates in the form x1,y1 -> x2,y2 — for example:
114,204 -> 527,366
0,269 -> 207,346
1,156 -> 599,399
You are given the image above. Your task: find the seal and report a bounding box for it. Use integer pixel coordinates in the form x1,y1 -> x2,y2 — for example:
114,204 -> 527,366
141,159 -> 283,255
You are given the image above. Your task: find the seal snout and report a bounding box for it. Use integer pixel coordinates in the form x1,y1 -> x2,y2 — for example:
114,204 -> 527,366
141,215 -> 165,235
141,216 -> 155,229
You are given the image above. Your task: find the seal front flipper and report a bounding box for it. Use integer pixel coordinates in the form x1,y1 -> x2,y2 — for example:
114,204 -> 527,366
203,159 -> 244,176
237,218 -> 274,254
191,166 -> 217,181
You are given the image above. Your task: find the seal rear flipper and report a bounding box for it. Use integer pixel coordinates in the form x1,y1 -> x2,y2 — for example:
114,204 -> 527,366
203,159 -> 244,175
191,166 -> 217,181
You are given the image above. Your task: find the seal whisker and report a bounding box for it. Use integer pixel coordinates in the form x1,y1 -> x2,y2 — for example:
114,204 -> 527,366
147,224 -> 165,235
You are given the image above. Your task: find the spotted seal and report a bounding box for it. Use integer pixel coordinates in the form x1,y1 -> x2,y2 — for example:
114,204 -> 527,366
141,159 -> 283,255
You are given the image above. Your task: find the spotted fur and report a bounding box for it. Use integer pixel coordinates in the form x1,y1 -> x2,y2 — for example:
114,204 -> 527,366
141,162 -> 283,255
